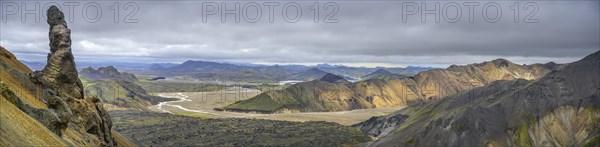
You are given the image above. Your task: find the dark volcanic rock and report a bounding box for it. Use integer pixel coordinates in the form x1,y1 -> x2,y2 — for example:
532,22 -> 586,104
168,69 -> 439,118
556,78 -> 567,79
29,6 -> 82,100
110,110 -> 371,146
27,6 -> 116,146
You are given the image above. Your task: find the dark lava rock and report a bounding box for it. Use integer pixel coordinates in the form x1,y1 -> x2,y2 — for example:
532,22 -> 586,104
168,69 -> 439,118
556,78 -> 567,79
26,6 -> 116,146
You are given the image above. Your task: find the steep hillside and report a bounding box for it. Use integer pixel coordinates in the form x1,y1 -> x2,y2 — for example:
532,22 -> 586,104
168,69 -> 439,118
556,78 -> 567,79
82,78 -> 175,111
0,92 -> 66,146
223,58 -> 557,113
79,66 -> 175,111
0,6 -> 132,146
355,50 -> 600,146
1,47 -> 31,73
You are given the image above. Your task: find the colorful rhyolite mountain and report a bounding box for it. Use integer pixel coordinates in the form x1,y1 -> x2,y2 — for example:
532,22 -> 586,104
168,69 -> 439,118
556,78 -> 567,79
354,50 -> 599,146
223,58 -> 560,113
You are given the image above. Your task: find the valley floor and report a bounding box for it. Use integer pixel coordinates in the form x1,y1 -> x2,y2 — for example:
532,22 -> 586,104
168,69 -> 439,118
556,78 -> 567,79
110,110 -> 370,146
147,87 -> 404,125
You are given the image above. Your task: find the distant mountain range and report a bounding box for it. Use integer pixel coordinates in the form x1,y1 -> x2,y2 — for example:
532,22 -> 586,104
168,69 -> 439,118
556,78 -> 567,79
80,66 -> 138,81
360,69 -> 406,80
287,68 -> 331,81
135,60 -> 432,82
20,60 -> 158,71
20,59 -> 432,82
147,63 -> 178,70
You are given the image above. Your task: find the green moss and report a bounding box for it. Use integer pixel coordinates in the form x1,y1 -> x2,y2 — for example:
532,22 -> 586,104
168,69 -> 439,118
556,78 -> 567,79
515,123 -> 534,147
582,107 -> 600,125
583,135 -> 600,147
110,110 -> 371,146
405,137 -> 415,145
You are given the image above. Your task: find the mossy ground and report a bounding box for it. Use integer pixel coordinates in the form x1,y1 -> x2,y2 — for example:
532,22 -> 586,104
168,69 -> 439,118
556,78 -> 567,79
110,110 -> 371,146
515,123 -> 534,147
584,135 -> 600,147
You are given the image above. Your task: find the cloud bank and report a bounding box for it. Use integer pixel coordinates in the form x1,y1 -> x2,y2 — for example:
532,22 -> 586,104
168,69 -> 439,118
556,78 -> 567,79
1,1 -> 598,67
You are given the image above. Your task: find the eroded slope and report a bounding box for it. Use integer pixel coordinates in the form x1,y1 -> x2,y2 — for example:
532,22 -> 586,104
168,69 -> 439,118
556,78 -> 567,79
355,50 -> 600,146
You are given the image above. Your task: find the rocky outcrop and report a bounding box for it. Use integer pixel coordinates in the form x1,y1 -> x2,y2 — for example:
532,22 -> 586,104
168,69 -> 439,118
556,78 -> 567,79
23,6 -> 116,146
31,6 -> 83,100
353,112 -> 408,138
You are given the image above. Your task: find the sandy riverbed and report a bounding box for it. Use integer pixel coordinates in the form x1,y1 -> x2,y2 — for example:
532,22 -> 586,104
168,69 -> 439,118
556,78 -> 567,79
149,87 -> 404,125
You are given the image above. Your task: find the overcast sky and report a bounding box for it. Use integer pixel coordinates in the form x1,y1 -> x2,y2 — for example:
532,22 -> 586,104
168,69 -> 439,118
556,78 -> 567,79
1,1 -> 598,68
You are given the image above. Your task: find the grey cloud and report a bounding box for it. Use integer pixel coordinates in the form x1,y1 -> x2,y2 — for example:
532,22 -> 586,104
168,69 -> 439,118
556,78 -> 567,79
1,0 -> 598,68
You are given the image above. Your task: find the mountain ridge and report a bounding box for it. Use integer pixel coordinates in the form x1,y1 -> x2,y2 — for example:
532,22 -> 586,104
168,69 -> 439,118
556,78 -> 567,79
131,60 -> 432,82
80,66 -> 138,81
354,50 -> 600,146
222,58 -> 558,113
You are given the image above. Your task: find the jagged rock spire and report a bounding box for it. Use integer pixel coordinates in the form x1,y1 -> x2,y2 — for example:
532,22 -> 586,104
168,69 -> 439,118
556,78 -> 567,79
47,6 -> 67,29
37,6 -> 83,99
28,6 -> 116,146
